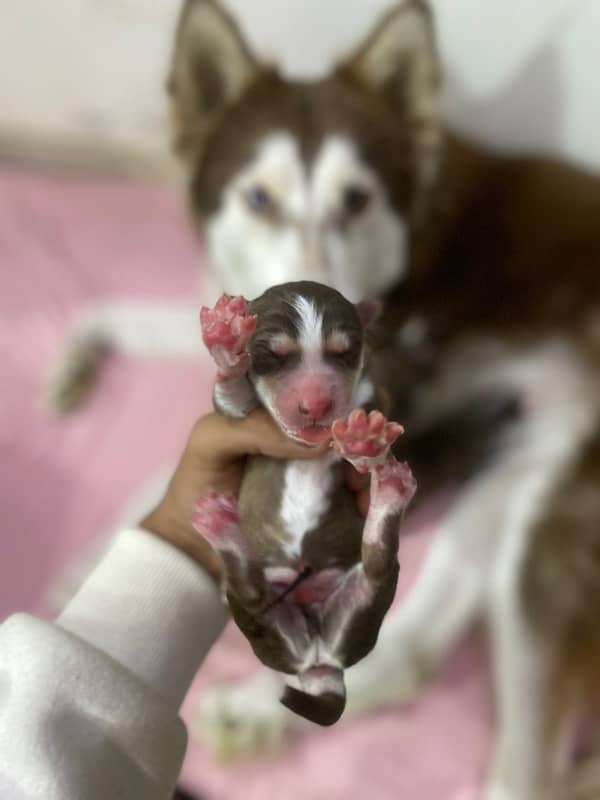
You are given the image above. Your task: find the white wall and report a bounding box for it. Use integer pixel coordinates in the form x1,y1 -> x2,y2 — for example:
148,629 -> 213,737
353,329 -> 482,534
0,0 -> 179,175
0,0 -> 598,174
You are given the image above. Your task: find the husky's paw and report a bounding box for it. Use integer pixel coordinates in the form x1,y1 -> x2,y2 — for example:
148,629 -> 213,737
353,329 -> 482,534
481,743 -> 535,800
332,409 -> 403,473
47,333 -> 109,413
481,761 -> 529,800
193,671 -> 300,763
344,632 -> 437,715
480,786 -> 520,800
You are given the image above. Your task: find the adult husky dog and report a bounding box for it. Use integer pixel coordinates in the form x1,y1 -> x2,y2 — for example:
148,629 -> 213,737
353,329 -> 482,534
51,2 -> 600,797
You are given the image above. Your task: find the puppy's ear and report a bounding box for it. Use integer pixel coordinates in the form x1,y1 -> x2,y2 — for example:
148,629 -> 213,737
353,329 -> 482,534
168,0 -> 261,161
356,300 -> 382,328
339,2 -> 441,207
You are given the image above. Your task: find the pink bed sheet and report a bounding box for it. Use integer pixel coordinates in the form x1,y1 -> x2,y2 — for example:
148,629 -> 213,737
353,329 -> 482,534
0,168 -> 493,800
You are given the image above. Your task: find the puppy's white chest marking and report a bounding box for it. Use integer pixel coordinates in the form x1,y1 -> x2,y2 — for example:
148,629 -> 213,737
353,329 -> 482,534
279,453 -> 337,558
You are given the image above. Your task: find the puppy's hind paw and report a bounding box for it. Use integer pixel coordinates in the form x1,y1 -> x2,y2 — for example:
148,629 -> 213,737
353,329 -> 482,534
192,492 -> 240,549
372,458 -> 417,511
332,409 -> 403,473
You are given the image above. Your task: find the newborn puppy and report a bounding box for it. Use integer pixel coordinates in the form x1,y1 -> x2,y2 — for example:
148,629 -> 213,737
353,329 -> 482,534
195,281 -> 416,726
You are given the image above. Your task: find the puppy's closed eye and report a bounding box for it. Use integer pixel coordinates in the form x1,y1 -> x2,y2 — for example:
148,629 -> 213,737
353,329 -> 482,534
251,342 -> 300,375
324,348 -> 360,369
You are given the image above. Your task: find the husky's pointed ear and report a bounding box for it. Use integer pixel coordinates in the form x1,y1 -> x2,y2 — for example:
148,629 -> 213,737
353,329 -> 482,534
341,2 -> 441,204
345,1 -> 439,121
168,0 -> 261,160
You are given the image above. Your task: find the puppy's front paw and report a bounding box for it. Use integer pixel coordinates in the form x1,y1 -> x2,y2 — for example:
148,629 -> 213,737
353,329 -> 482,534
332,409 -> 403,473
200,294 -> 256,381
193,671 -> 299,763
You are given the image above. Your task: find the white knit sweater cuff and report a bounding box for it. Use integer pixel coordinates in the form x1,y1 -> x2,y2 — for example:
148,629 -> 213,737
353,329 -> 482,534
57,528 -> 228,708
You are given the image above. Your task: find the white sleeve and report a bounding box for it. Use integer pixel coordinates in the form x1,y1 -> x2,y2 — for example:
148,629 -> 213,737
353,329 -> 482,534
0,528 -> 228,800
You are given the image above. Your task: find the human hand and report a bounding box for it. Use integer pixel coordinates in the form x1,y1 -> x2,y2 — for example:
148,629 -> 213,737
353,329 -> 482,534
141,409 -> 369,580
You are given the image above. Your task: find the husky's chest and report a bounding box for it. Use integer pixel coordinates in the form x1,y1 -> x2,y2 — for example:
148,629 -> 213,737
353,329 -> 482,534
417,335 -> 600,560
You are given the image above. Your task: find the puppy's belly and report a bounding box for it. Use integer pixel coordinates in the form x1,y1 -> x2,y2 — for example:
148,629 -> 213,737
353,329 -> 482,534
264,566 -> 346,607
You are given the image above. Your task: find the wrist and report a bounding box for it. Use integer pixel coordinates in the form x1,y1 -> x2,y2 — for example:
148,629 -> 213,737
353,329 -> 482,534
140,503 -> 222,582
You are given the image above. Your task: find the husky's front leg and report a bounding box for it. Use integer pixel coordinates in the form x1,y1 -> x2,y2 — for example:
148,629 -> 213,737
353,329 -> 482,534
48,300 -> 201,412
482,532 -> 567,800
482,609 -> 547,800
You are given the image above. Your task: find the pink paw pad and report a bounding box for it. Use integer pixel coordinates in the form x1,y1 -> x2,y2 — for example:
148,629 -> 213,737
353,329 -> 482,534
374,459 -> 417,506
200,294 -> 257,380
331,409 -> 403,473
192,491 -> 240,547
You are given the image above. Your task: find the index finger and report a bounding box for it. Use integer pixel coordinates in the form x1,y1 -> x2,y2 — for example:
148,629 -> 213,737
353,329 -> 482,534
237,409 -> 331,459
190,410 -> 330,466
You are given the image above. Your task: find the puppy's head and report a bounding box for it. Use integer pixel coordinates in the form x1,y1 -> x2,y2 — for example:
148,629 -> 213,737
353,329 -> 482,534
168,1 -> 441,302
247,281 -> 377,443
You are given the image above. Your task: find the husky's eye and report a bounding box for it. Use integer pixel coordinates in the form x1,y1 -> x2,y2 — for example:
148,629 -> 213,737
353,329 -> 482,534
245,185 -> 276,216
343,185 -> 371,216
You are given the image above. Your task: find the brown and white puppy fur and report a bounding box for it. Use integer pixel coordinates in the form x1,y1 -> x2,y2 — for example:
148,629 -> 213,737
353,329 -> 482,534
194,281 -> 415,726
49,1 -> 600,797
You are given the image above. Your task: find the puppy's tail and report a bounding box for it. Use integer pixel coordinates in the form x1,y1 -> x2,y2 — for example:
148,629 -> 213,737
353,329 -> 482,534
280,666 -> 346,726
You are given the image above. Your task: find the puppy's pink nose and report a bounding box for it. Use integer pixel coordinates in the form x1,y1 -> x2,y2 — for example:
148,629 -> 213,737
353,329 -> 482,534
298,395 -> 333,420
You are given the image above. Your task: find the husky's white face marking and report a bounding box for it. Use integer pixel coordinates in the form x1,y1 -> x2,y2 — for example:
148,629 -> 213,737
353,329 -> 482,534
206,133 -> 407,302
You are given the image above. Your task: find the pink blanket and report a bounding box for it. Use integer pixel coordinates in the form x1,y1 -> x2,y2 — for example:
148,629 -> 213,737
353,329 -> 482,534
0,169 -> 493,799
